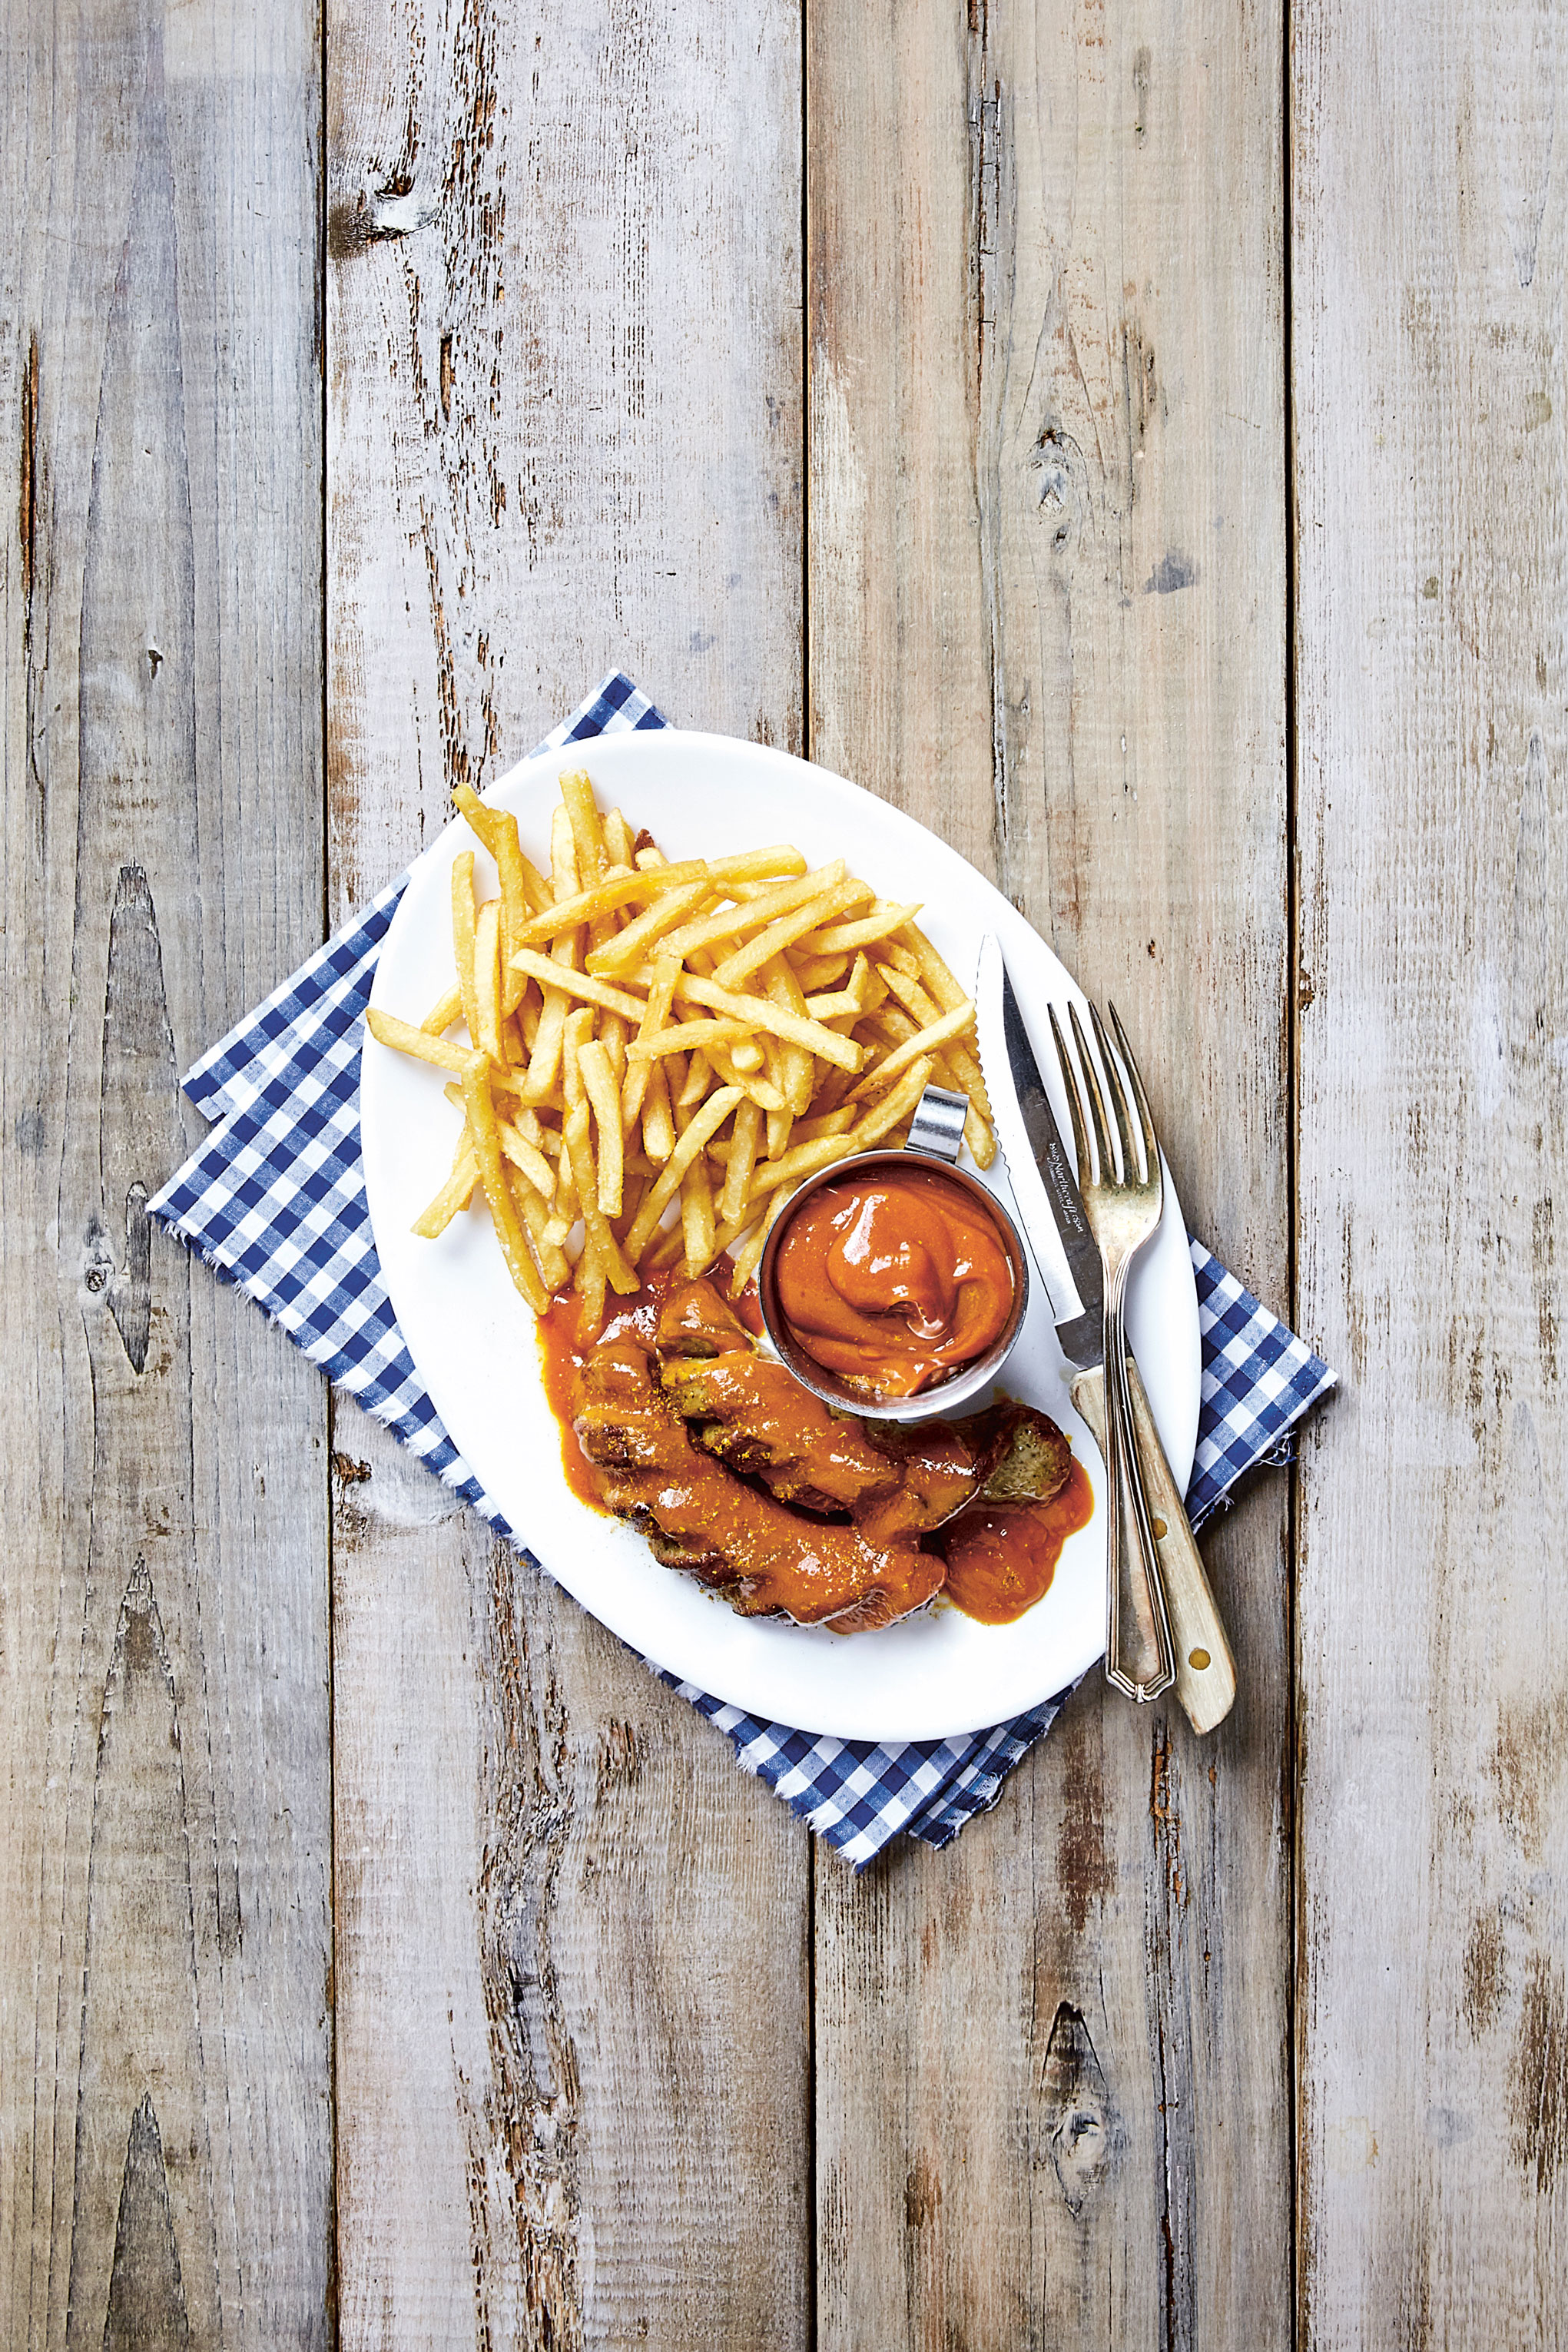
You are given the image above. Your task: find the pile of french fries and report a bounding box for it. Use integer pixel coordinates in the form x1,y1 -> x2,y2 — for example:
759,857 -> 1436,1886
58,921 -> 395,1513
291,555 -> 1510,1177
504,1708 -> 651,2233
365,768 -> 994,1333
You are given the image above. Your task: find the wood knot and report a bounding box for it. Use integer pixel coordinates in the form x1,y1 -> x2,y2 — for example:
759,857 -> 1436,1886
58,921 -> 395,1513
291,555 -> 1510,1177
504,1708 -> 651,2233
327,183 -> 436,259
1040,2003 -> 1115,2214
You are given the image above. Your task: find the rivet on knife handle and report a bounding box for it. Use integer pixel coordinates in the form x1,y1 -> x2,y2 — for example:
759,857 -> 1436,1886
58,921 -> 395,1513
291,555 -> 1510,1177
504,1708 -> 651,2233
1069,1360 -> 1237,1736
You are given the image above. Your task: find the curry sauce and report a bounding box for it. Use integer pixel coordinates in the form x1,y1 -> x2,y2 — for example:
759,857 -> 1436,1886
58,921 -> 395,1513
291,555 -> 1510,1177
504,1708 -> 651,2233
770,1164 -> 1016,1399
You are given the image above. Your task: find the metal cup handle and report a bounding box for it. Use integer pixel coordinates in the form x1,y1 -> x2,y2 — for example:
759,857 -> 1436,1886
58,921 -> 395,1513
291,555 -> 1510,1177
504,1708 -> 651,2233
905,1083 -> 969,1163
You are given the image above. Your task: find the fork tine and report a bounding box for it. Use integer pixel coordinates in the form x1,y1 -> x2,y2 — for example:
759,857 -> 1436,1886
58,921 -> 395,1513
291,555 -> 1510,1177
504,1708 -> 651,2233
1068,1001 -> 1116,1187
1089,1002 -> 1138,1186
1047,1004 -> 1095,1186
1108,999 -> 1163,1206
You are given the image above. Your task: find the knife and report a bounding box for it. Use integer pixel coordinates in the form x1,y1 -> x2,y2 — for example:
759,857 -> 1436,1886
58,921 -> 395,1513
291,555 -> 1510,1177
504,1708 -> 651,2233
975,934 -> 1236,1735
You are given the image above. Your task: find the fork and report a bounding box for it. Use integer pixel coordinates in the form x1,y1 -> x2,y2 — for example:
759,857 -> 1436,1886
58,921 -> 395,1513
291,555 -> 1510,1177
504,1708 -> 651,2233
1047,1000 -> 1182,1705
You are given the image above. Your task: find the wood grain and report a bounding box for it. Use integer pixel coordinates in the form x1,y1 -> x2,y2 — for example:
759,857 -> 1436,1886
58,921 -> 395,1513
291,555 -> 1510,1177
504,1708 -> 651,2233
1294,3 -> 1568,2340
325,2 -> 811,2342
0,2 -> 330,2345
807,0 -> 1292,2342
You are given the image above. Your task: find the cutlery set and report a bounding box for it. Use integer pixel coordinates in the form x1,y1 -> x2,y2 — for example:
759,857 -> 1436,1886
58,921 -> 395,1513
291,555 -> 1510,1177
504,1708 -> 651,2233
974,935 -> 1235,1734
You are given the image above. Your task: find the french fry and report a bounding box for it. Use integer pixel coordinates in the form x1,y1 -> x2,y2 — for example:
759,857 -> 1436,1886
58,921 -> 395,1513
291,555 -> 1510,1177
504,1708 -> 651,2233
510,1166 -> 572,1291
939,1030 -> 994,1123
708,1200 -> 765,1263
413,1138 -> 479,1238
675,974 -> 864,1072
746,1131 -> 864,1200
877,961 -> 940,1025
550,804 -> 581,911
676,1048 -> 714,1113
573,1234 -> 607,1335
851,1004 -> 975,1098
789,952 -> 850,992
847,1056 -> 936,1147
898,923 -> 972,1017
507,947 -> 646,1024
522,950 -> 572,1100
577,1038 -> 624,1216
719,1098 -> 763,1224
452,784 -> 554,921
421,981 -> 463,1035
804,1065 -> 856,1121
644,1216 -> 689,1273
657,863 -> 854,964
496,815 -> 548,1000
559,768 -> 606,887
564,1102 -> 638,1292
599,1013 -> 627,1090
500,1121 -> 557,1199
514,1103 -> 562,1157
452,785 -> 551,1006
452,851 -> 481,1050
622,1086 -> 744,1261
460,1058 -> 549,1310
791,1103 -> 858,1143
795,901 -> 923,958
439,1078 -> 558,1200
641,1063 -> 675,1162
626,1017 -> 754,1064
366,1007 -> 486,1076
928,1026 -> 996,1166
857,957 -> 890,1015
543,1138 -> 579,1249
603,808 -> 635,867
701,846 -> 810,884
585,877 -> 714,974
562,1006 -> 594,1115
729,1190 -> 787,1292
681,1156 -> 717,1277
472,897 -> 503,1062
511,864 -> 694,948
706,1042 -> 785,1113
765,1103 -> 794,1160
764,959 -> 816,1114
708,875 -> 873,992
622,954 -> 679,1127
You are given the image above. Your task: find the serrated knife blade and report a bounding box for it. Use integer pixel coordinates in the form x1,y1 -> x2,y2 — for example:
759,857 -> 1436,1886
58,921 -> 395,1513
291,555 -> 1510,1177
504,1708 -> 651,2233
974,932 -> 1102,1370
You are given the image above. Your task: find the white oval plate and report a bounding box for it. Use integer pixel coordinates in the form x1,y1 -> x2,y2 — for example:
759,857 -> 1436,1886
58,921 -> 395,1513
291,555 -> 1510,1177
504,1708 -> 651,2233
362,731 -> 1199,1743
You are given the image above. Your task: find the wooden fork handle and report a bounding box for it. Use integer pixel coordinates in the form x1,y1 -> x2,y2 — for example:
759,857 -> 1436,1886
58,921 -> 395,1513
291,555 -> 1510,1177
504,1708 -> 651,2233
1069,1359 -> 1237,1736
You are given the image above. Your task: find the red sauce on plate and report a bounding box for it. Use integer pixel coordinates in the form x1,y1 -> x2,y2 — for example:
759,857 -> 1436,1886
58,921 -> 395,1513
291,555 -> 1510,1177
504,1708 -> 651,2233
940,1456 -> 1096,1624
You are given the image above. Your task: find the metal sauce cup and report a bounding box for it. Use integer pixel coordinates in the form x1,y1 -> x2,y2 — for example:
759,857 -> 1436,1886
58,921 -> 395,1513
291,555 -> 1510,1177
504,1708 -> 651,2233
756,1084 -> 1031,1422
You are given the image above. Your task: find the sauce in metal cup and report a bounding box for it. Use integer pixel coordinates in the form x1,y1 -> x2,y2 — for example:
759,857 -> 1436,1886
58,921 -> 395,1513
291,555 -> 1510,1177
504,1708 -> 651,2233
757,1086 -> 1030,1421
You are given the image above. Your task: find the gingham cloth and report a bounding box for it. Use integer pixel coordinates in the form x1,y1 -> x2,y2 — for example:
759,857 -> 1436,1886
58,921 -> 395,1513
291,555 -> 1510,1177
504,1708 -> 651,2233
151,674 -> 1334,1869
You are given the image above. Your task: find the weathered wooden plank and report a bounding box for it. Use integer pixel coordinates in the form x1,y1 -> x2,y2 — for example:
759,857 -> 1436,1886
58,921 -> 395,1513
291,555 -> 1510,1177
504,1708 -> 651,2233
324,2 -> 810,2343
1294,4 -> 1568,2340
807,0 -> 1292,2343
0,3 -> 330,2346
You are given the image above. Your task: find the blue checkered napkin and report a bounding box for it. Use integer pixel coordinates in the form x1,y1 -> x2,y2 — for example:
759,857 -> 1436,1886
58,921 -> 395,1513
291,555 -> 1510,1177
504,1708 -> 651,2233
151,672 -> 1334,1870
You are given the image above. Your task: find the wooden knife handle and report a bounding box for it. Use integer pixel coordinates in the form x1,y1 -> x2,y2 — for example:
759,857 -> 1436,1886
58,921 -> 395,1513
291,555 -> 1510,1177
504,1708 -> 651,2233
1069,1360 -> 1237,1736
